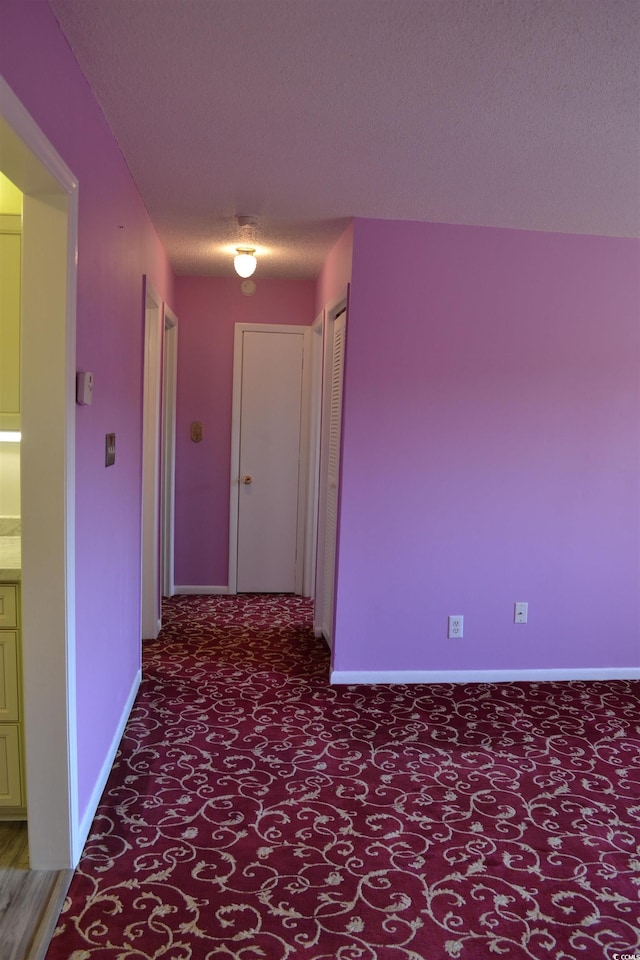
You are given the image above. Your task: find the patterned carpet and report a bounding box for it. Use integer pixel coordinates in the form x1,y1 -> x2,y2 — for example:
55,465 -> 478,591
47,595 -> 640,959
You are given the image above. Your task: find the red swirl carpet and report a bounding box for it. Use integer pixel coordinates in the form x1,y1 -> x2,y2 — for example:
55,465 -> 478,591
47,594 -> 640,959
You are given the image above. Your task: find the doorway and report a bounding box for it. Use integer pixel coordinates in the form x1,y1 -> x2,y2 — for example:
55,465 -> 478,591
161,306 -> 178,599
229,323 -> 311,594
141,279 -> 163,639
0,77 -> 78,868
142,291 -> 179,629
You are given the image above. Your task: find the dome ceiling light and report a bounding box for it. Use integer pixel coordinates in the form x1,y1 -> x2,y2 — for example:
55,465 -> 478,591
234,246 -> 257,278
234,216 -> 259,278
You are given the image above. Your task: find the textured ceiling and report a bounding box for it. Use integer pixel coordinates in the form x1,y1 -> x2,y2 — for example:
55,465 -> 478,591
49,0 -> 640,279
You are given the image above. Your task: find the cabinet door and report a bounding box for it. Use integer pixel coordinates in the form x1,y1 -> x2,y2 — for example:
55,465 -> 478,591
0,632 -> 19,722
0,228 -> 21,431
0,585 -> 17,628
0,724 -> 22,806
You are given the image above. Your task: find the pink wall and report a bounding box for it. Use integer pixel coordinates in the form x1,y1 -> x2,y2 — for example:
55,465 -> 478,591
315,222 -> 353,316
2,1 -> 175,819
334,218 -> 640,674
174,277 -> 315,587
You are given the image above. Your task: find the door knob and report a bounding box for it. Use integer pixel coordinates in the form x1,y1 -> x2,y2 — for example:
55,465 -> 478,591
242,475 -> 253,485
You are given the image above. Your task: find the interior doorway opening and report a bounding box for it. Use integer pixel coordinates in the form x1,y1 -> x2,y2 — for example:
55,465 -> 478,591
161,306 -> 178,599
141,279 -> 163,639
0,77 -> 79,868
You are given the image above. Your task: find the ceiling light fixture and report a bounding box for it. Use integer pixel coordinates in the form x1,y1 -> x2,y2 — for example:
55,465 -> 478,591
233,216 -> 259,277
234,246 -> 257,278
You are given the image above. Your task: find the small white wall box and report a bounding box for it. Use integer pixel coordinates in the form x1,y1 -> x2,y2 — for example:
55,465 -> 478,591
76,371 -> 94,405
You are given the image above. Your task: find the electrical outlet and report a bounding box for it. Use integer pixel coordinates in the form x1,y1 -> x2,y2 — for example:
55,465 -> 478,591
514,601 -> 528,624
448,615 -> 464,639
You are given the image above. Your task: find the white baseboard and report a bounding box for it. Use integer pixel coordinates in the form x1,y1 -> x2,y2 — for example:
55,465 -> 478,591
74,668 -> 141,862
174,585 -> 229,595
330,667 -> 640,686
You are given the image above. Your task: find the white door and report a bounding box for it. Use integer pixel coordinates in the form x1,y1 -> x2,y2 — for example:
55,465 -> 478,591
230,325 -> 309,593
314,305 -> 346,647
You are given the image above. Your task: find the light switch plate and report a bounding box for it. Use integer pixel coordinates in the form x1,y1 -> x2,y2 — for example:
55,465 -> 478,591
514,601 -> 528,623
76,371 -> 94,405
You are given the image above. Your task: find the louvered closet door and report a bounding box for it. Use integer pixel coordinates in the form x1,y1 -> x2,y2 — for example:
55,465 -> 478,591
317,310 -> 346,647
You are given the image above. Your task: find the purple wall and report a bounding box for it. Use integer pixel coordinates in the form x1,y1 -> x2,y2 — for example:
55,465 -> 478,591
334,218 -> 640,674
3,3 -> 636,835
174,276 -> 315,587
1,1 -> 175,818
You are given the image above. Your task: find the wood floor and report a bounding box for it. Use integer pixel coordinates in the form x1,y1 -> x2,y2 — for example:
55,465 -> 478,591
0,823 -> 72,960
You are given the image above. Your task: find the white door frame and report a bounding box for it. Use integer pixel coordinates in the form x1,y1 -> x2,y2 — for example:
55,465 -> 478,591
0,77 -> 79,868
141,278 -> 163,639
302,312 -> 324,597
228,323 -> 311,595
161,306 -> 178,598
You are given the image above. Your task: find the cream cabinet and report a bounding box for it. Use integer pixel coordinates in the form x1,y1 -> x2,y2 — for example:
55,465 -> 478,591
0,215 -> 22,432
0,583 -> 25,814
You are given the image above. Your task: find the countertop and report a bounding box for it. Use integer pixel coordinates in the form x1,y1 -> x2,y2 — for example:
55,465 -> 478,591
0,536 -> 21,581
